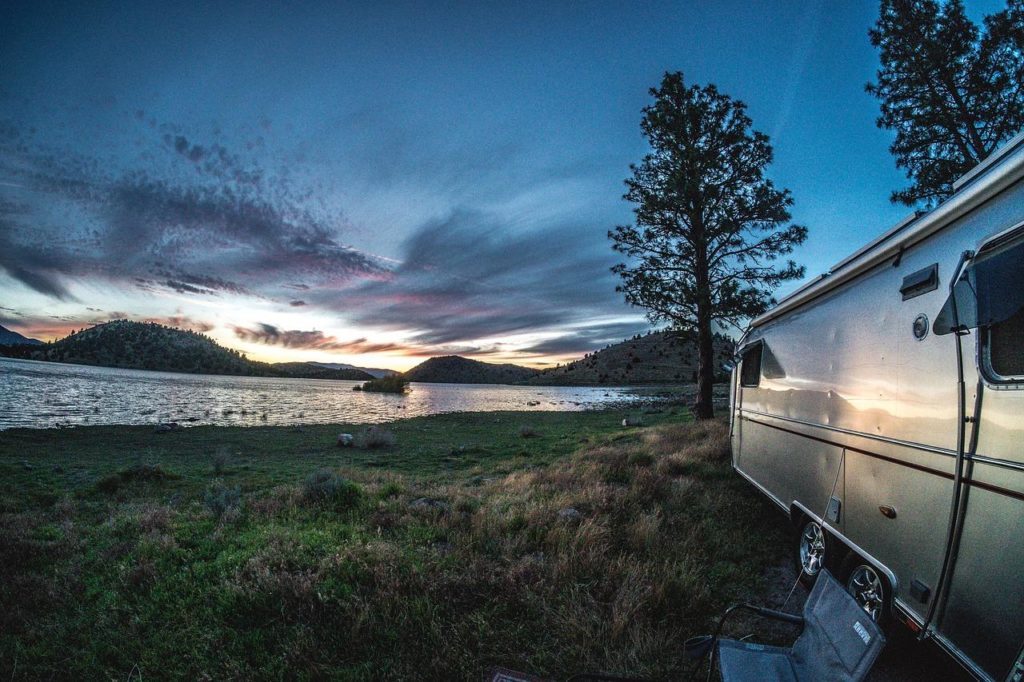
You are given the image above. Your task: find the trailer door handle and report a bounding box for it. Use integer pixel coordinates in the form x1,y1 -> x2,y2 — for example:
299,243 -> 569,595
879,505 -> 897,519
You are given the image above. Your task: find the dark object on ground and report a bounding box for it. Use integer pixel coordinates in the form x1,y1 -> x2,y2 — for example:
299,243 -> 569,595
409,497 -> 450,513
484,667 -> 551,682
557,508 -> 582,522
714,569 -> 885,682
154,422 -> 181,433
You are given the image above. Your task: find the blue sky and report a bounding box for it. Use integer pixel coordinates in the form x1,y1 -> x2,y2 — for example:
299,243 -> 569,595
0,1 -> 1006,369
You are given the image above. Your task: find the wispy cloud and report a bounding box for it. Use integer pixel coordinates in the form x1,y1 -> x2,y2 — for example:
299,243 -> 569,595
335,210 -> 644,349
232,323 -> 411,355
0,123 -> 385,303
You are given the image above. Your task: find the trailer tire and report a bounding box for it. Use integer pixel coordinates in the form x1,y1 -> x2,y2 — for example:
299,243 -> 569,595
840,554 -> 892,628
794,518 -> 834,589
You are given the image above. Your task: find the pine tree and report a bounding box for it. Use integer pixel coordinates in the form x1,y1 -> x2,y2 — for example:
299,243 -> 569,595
610,72 -> 806,419
867,0 -> 1024,206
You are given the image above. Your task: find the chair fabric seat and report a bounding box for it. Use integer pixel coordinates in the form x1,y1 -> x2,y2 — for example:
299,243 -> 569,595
718,640 -> 798,682
717,570 -> 886,682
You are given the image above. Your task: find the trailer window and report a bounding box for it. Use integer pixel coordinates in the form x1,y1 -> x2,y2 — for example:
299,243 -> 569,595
984,306 -> 1024,381
740,343 -> 762,387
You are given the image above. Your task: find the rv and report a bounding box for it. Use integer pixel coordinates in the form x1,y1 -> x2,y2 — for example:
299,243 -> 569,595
730,131 -> 1024,682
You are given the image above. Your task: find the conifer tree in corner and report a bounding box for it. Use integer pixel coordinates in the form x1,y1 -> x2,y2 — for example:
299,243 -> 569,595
867,0 -> 1024,206
610,72 -> 806,419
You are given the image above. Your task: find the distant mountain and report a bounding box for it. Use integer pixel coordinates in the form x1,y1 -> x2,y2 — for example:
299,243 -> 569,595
0,325 -> 42,346
310,362 -> 396,379
525,330 -> 735,386
402,355 -> 539,384
0,320 -> 369,380
271,362 -> 373,380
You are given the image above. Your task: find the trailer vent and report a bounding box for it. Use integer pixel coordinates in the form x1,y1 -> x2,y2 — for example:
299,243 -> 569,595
900,264 -> 939,300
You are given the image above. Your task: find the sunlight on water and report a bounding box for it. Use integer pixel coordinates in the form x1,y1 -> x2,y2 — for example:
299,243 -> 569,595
0,358 -> 666,430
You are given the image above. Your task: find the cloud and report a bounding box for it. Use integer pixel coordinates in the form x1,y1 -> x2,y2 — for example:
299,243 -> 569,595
146,315 -> 215,333
232,323 -> 410,354
0,123 -> 385,303
336,210 -> 643,351
516,322 -> 652,356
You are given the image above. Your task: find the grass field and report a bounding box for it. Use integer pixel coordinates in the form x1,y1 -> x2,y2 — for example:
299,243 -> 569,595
0,408 -> 788,680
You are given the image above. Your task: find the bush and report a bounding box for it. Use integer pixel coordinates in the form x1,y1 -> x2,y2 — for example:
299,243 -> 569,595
96,463 -> 179,494
359,375 -> 409,393
302,469 -> 362,510
204,479 -> 242,520
378,481 -> 404,499
627,451 -> 655,467
358,426 -> 396,449
518,425 -> 540,438
212,447 -> 230,475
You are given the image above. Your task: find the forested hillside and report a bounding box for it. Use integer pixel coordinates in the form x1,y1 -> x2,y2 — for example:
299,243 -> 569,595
0,320 -> 371,379
526,330 -> 734,385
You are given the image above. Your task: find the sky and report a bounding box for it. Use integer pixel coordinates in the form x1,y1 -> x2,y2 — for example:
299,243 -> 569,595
0,1 -> 1007,370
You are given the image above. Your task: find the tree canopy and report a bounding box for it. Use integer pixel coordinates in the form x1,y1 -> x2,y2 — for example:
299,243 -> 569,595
609,72 -> 806,418
868,0 -> 1024,206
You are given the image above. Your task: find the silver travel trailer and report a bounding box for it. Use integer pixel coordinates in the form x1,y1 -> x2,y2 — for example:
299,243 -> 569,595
729,131 -> 1024,682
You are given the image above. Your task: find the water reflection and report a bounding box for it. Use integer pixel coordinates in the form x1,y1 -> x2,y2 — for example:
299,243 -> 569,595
0,358 -> 662,430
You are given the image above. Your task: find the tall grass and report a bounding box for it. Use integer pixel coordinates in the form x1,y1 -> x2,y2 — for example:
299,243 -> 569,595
0,418 -> 786,681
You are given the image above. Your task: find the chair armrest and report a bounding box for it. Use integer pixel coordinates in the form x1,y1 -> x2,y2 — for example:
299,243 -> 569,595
741,604 -> 805,626
717,603 -> 804,634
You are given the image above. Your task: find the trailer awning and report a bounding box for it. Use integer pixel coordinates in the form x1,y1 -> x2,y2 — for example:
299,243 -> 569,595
934,231 -> 1024,335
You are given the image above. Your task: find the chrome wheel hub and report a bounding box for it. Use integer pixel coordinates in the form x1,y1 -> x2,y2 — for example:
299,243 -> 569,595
847,565 -> 884,621
799,521 -> 825,576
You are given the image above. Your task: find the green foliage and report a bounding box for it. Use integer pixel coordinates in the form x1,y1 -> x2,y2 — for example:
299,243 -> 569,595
96,463 -> 179,494
204,479 -> 242,519
0,412 -> 788,680
301,469 -> 363,510
867,0 -> 1024,206
359,374 -> 409,393
610,72 -> 806,417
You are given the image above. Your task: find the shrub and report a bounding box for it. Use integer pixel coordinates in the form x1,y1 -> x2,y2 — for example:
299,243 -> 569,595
359,375 -> 409,393
212,447 -> 230,475
518,425 -> 540,438
378,481 -> 404,499
358,426 -> 396,449
204,479 -> 242,520
96,463 -> 179,494
302,469 -> 362,510
627,451 -> 655,467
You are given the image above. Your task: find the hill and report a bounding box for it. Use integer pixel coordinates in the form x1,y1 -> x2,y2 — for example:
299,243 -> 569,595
271,362 -> 373,380
0,324 -> 42,346
402,355 -> 539,384
0,320 -> 370,380
310,362 -> 396,379
526,330 -> 735,385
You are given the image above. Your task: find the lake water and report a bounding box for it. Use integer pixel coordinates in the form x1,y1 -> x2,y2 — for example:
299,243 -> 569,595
0,357 -> 673,430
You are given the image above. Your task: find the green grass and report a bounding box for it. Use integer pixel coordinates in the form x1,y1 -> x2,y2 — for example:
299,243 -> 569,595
0,409 -> 788,680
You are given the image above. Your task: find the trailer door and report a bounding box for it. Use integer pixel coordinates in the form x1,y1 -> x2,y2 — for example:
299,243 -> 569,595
933,231 -> 1024,680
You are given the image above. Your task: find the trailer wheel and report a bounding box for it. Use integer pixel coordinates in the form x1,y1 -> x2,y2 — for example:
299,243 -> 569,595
841,555 -> 892,627
795,519 -> 831,588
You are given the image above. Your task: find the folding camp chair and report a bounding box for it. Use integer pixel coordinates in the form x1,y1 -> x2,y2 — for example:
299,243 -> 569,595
713,569 -> 886,682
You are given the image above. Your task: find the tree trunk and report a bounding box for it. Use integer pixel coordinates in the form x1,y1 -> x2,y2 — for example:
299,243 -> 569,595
693,304 -> 715,419
692,215 -> 715,420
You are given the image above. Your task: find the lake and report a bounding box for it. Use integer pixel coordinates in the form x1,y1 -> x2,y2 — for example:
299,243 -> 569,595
0,357 -> 674,430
